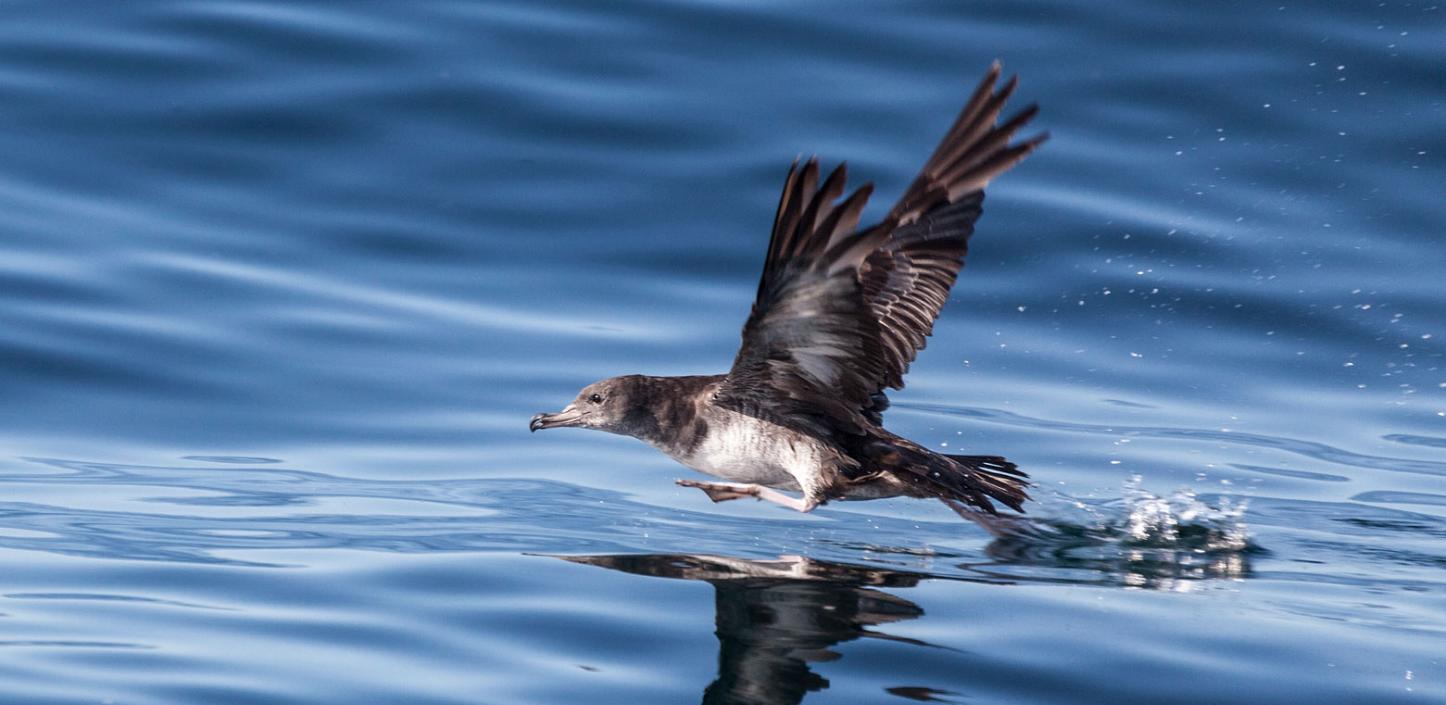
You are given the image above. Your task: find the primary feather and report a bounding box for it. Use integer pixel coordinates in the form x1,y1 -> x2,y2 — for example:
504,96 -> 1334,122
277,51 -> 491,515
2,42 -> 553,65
717,63 -> 1048,435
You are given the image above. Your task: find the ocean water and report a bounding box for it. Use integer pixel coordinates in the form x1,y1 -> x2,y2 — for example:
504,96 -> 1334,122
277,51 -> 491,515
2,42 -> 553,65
1,1 -> 1443,703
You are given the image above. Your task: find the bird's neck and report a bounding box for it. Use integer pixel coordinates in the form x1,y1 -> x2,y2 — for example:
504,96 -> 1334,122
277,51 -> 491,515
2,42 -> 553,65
617,375 -> 720,451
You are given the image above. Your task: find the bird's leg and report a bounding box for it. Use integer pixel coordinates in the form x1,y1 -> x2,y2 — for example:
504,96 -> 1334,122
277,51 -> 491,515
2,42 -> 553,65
676,479 -> 756,502
676,479 -> 817,513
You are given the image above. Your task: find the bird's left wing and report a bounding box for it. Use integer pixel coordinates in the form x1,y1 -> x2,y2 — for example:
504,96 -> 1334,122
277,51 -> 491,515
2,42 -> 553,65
712,159 -> 890,436
714,65 -> 1044,436
862,64 -> 1045,393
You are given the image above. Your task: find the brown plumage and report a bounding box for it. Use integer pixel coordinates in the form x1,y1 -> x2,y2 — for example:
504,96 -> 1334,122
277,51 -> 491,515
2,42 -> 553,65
532,64 -> 1046,517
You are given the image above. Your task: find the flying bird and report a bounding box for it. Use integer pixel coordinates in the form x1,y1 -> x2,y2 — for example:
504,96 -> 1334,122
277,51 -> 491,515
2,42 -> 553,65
531,63 -> 1045,519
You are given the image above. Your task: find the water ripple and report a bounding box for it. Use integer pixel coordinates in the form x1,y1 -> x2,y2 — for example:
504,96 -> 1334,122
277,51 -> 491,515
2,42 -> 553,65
1,0 -> 1443,701
900,403 -> 1446,478
0,456 -> 1277,597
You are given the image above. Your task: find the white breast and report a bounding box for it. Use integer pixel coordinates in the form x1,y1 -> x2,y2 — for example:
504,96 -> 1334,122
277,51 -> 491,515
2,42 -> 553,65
670,411 -> 817,490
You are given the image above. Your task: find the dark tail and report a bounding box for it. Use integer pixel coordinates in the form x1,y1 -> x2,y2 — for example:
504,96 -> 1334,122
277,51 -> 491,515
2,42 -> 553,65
942,454 -> 1031,514
860,437 -> 1031,514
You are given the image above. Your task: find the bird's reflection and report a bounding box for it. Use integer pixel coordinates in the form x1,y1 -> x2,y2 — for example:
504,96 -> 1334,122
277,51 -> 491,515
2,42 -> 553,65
561,553 -> 941,705
562,534 -> 1255,703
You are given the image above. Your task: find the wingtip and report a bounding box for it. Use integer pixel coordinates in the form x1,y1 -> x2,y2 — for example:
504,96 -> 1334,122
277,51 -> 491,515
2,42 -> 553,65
1001,103 -> 1040,132
970,62 -> 1003,101
799,156 -> 822,184
998,73 -> 1019,100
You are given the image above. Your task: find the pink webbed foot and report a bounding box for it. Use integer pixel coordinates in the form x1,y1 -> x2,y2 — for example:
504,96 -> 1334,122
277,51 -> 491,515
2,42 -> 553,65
676,479 -> 817,513
676,479 -> 759,503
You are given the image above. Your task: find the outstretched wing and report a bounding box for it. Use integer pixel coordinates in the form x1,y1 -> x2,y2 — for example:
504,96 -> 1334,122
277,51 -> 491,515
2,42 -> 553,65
717,64 -> 1045,435
864,62 -> 1047,395
714,159 -> 888,436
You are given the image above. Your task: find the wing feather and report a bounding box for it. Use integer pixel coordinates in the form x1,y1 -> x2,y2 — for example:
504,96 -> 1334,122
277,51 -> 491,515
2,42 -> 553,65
719,65 -> 1045,433
717,159 -> 888,435
862,64 -> 1047,393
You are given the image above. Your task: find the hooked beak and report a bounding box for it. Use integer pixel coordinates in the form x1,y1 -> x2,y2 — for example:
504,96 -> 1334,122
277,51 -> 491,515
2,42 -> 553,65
529,404 -> 587,432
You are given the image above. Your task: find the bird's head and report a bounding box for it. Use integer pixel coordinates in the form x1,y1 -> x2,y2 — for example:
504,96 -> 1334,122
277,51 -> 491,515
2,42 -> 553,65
530,375 -> 651,436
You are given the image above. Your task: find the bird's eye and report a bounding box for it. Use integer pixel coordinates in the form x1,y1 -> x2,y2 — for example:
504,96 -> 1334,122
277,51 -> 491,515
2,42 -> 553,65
588,393 -> 603,404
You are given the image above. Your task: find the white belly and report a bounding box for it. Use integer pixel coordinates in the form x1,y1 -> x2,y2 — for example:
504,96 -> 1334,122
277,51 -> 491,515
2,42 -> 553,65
671,413 -> 820,490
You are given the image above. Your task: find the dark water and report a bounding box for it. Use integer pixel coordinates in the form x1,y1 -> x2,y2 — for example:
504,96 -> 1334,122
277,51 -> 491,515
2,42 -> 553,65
2,1 -> 1443,703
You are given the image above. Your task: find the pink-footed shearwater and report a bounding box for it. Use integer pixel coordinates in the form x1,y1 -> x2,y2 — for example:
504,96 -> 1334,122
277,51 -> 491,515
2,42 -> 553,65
531,63 -> 1045,518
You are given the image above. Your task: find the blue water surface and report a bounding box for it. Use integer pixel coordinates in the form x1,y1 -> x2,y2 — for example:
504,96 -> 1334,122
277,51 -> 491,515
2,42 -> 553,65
1,1 -> 1443,703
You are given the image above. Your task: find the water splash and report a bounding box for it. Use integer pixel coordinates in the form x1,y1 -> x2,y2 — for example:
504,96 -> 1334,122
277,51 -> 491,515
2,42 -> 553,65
963,476 -> 1256,590
1117,474 -> 1250,551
